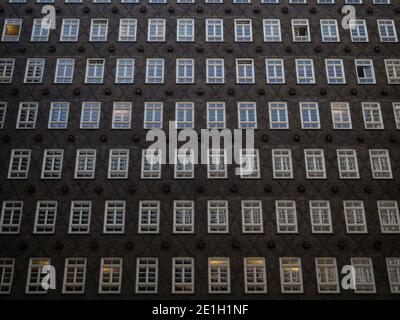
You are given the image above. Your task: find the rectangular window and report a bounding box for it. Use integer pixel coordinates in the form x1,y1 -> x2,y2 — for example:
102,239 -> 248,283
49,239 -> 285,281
0,59 -> 15,83
207,149 -> 227,178
362,102 -> 383,129
138,201 -> 160,233
8,149 -> 31,179
242,200 -> 263,233
206,19 -> 224,42
292,19 -> 310,42
272,149 -> 293,178
206,59 -> 225,84
16,102 -> 38,129
144,102 -> 163,129
295,59 -> 315,84
304,149 -> 326,179
269,102 -> 289,129
99,258 -> 122,294
104,201 -> 125,233
325,59 -> 345,84
344,200 -> 367,233
265,59 -> 285,84
263,19 -> 281,42
208,200 -> 229,233
24,58 -> 45,83
236,59 -> 255,84
62,258 -> 86,294
378,201 -> 400,233
141,149 -> 162,179
310,200 -> 332,233
172,258 -> 194,294
31,19 -> 50,42
238,102 -> 257,129
26,258 -> 50,294
177,19 -> 194,42
280,257 -> 303,293
207,102 -> 225,129
90,19 -> 108,42
276,200 -> 298,233
112,102 -> 132,129
350,20 -> 369,42
393,103 -> 400,129
355,60 -> 376,84
148,19 -> 165,42
136,258 -> 158,294
369,149 -> 392,179
351,257 -> 376,293
115,58 -> 135,84
74,149 -> 96,179
174,149 -> 194,179
85,59 -> 105,84
54,58 -> 74,83
377,20 -> 397,42
34,200 -> 57,234
69,201 -> 91,234
0,258 -> 14,295
2,19 -> 22,42
0,102 -> 6,129
175,102 -> 194,129
244,258 -> 267,294
80,102 -> 101,129
337,149 -> 359,179
300,102 -> 320,129
208,258 -> 230,293
0,201 -> 23,234
331,102 -> 352,129
173,200 -> 194,233
48,102 -> 69,129
235,19 -> 252,42
176,59 -> 194,84
108,149 -> 129,179
315,257 -> 340,293
239,149 -> 260,178
146,59 -> 164,84
320,19 -> 339,42
60,18 -> 80,42
119,18 -> 137,42
386,258 -> 400,294
41,149 -> 63,179
385,59 -> 400,84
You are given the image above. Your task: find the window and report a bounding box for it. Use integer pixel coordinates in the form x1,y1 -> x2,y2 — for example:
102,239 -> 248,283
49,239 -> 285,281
41,149 -> 63,179
276,200 -> 298,233
115,58 -> 135,84
175,149 -> 194,179
242,200 -> 263,233
208,200 -> 229,233
377,20 -> 397,42
112,102 -> 132,129
206,19 -> 224,42
393,103 -> 400,129
62,258 -> 87,294
173,201 -> 194,233
34,201 -> 57,234
304,149 -> 326,179
146,59 -> 164,84
320,19 -> 339,42
385,59 -> 400,84
74,149 -> 96,179
48,102 -> 69,129
54,58 -> 74,83
104,201 -> 125,233
26,258 -> 50,294
136,258 -> 158,294
272,149 -> 293,178
236,59 -> 255,84
292,19 -> 310,42
176,59 -> 194,84
362,102 -> 383,129
207,102 -> 225,129
369,149 -> 392,179
207,149 -> 227,178
16,102 -> 38,129
90,19 -> 108,41
144,102 -> 163,129
386,258 -> 400,294
378,201 -> 400,233
175,102 -> 194,129
269,102 -> 289,129
208,258 -> 230,293
244,258 -> 267,293
280,258 -> 303,293
206,59 -> 225,84
295,59 -> 315,84
8,149 -> 31,179
69,201 -> 91,234
0,258 -> 14,295
138,201 -> 160,233
235,19 -> 252,42
325,59 -> 345,84
141,149 -> 162,178
343,201 -> 367,233
331,102 -> 352,129
355,60 -> 376,84
315,258 -> 339,293
31,19 -> 49,42
239,149 -> 260,178
80,102 -> 101,129
172,258 -> 194,294
337,149 -> 359,179
310,201 -> 332,233
177,19 -> 194,42
263,19 -> 281,42
0,102 -> 6,129
0,201 -> 23,234
265,59 -> 285,84
0,59 -> 15,83
119,19 -> 137,42
350,20 -> 369,42
148,19 -> 165,42
300,102 -> 320,129
238,102 -> 257,129
2,19 -> 22,42
99,258 -> 122,294
351,257 -> 376,293
24,58 -> 45,83
60,19 -> 80,42
85,59 -> 105,84
108,149 -> 129,179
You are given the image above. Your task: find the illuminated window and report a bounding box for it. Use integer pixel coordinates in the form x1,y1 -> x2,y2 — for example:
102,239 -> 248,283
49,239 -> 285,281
2,19 -> 22,42
26,258 -> 51,294
280,257 -> 303,293
172,258 -> 194,294
208,258 -> 230,293
112,102 -> 132,129
244,258 -> 267,293
99,258 -> 123,294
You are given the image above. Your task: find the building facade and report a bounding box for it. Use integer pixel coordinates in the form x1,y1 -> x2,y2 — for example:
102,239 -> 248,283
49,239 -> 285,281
0,0 -> 400,299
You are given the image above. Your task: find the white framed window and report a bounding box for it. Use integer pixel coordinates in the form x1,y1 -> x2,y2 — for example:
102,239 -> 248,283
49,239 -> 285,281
304,149 -> 326,179
207,149 -> 227,178
172,258 -> 194,294
350,20 -> 369,42
208,200 -> 229,233
108,149 -> 129,179
16,102 -> 38,129
60,18 -> 80,42
115,58 -> 135,84
25,258 -> 50,294
208,258 -> 230,293
2,19 -> 22,42
269,102 -> 289,129
369,149 -> 392,179
346,0 -> 362,3
8,149 -> 31,179
0,59 -> 15,83
343,200 -> 367,233
325,59 -> 345,84
136,258 -> 158,294
315,257 -> 340,294
310,200 -> 332,233
236,59 -> 255,84
177,19 -> 194,42
378,201 -> 400,233
331,102 -> 352,129
0,201 -> 23,234
173,200 -> 194,233
41,149 -> 63,179
242,200 -> 263,233
146,59 -> 164,84
206,59 -> 225,84
351,257 -> 376,294
148,19 -> 165,42
337,149 -> 359,179
174,149 -> 194,179
238,102 -> 257,129
239,149 -> 260,178
262,0 -> 279,2
24,58 -> 45,83
62,258 -> 86,294
112,102 -> 132,129
74,149 -> 96,179
0,102 -> 6,129
355,60 -> 376,84
176,59 -> 194,84
144,102 -> 163,129
206,19 -> 224,42
235,19 -> 252,42
292,19 -> 310,42
295,59 -> 315,84
85,59 -> 105,84
384,59 -> 400,84
362,102 -> 383,129
290,0 -> 306,3
272,149 -> 293,178
300,102 -> 320,129
377,20 -> 397,42
138,201 -> 160,233
320,19 -> 339,42
373,0 -> 390,3
393,103 -> 400,129
69,201 -> 91,234
280,257 -> 303,293
99,258 -> 122,294
386,257 -> 400,294
104,200 -> 125,233
80,102 -> 101,129
31,19 -> 50,42
0,258 -> 14,295
207,102 -> 225,129
89,19 -> 108,42
119,18 -> 137,42
33,200 -> 57,234
48,102 -> 69,129
141,149 -> 162,179
175,102 -> 194,129
276,200 -> 298,233
263,19 -> 281,42
54,58 -> 75,84
244,258 -> 267,294
265,59 -> 285,84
